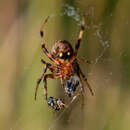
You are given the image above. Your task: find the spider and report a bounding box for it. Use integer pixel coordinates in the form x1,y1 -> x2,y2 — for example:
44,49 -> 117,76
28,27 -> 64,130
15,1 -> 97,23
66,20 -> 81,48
35,16 -> 94,110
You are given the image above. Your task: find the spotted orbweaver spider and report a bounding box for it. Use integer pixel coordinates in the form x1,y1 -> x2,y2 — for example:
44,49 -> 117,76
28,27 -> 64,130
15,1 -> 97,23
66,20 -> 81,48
35,16 -> 94,111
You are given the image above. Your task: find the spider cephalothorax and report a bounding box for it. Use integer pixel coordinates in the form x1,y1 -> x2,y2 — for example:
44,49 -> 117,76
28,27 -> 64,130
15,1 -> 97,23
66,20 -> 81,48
35,16 -> 94,111
51,40 -> 73,60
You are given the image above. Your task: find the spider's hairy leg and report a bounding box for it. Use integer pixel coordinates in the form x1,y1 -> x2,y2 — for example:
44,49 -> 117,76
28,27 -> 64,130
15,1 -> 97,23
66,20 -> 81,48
40,16 -> 50,38
41,59 -> 52,69
41,44 -> 59,64
35,64 -> 48,100
74,17 -> 85,56
79,68 -> 94,96
41,59 -> 48,64
43,74 -> 54,100
40,16 -> 59,64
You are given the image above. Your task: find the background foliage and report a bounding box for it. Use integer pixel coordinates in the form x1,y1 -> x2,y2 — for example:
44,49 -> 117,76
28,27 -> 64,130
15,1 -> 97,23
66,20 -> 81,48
0,0 -> 130,130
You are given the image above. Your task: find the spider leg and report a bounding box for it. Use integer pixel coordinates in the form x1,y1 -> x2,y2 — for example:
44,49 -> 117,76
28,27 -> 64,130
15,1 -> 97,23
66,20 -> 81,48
41,59 -> 49,65
40,16 -> 59,64
74,17 -> 85,57
79,68 -> 94,96
41,59 -> 53,70
43,74 -> 54,100
41,44 -> 59,64
35,64 -> 48,100
40,16 -> 50,37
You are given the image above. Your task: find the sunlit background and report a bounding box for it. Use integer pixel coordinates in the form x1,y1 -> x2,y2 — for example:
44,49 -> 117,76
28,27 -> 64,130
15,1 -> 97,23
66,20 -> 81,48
0,0 -> 130,130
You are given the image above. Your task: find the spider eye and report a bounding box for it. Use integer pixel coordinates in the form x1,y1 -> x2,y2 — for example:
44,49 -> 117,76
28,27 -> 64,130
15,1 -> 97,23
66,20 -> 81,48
67,52 -> 70,56
59,52 -> 63,57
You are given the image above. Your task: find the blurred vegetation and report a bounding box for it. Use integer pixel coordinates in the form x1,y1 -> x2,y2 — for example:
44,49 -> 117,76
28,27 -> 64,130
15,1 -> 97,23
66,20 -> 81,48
0,0 -> 130,130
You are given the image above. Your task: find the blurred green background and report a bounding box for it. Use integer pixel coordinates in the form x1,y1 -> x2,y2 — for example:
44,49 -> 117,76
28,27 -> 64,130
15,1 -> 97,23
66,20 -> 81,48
0,0 -> 130,130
